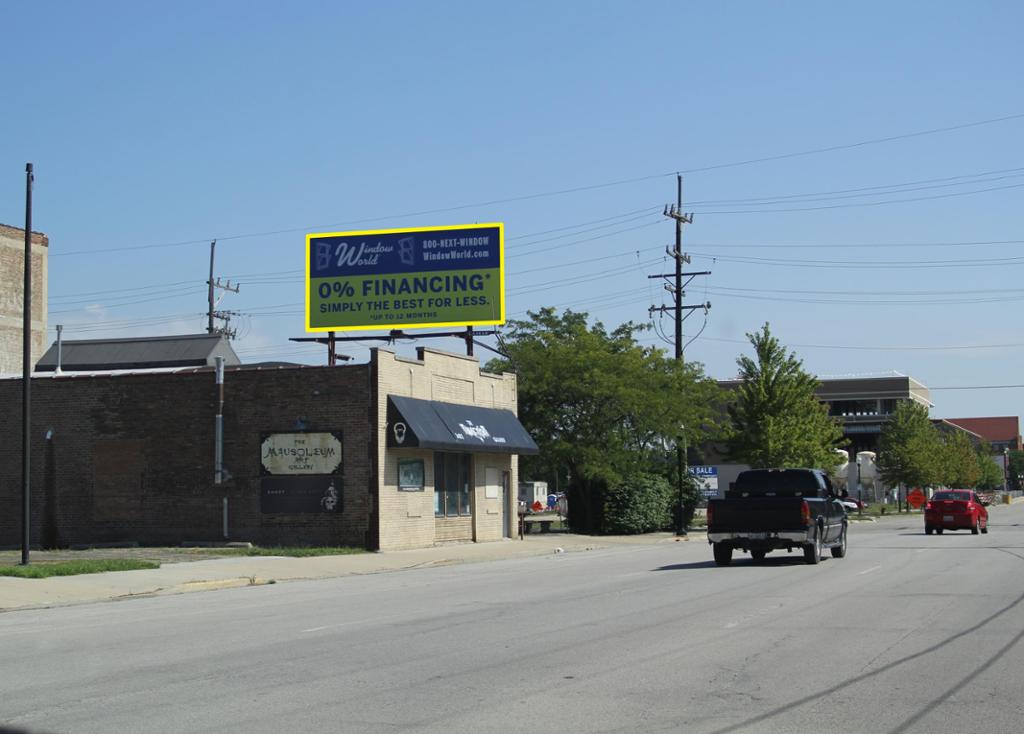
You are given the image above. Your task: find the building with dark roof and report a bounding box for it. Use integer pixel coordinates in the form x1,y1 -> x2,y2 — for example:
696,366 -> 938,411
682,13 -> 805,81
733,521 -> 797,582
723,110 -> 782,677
34,334 -> 241,372
815,374 -> 933,455
719,373 -> 933,456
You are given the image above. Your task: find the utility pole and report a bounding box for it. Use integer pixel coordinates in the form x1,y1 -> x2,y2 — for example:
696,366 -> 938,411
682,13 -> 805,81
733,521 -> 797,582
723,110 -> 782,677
673,174 -> 686,360
21,163 -> 34,565
206,240 -> 241,338
648,174 -> 711,536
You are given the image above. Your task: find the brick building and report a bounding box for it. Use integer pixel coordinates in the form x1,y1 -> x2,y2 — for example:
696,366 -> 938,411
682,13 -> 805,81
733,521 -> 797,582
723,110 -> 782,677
0,347 -> 535,551
942,416 -> 1022,453
0,223 -> 48,375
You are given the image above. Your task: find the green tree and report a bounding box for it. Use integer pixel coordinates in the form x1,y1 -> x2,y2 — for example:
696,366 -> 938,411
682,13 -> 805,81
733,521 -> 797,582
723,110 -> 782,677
602,473 -> 674,534
974,442 -> 1006,490
877,401 -> 941,492
1009,450 -> 1024,491
937,430 -> 981,488
486,308 -> 724,532
726,323 -> 845,469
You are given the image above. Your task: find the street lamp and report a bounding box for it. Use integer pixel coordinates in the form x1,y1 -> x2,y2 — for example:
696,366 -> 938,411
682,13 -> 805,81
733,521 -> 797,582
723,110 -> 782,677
1005,448 -> 1011,492
855,456 -> 864,517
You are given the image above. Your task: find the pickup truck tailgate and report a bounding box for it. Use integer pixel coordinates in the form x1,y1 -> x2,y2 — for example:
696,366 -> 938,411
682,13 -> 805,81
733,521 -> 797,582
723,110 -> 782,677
708,496 -> 810,533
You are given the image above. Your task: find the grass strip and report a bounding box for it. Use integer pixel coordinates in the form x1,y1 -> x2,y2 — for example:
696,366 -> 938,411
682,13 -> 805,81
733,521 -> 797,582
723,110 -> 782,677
194,546 -> 367,558
0,559 -> 160,578
240,546 -> 366,557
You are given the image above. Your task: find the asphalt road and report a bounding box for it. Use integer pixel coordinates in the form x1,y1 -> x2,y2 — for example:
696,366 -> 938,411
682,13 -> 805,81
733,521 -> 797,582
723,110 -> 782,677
2,505 -> 1023,734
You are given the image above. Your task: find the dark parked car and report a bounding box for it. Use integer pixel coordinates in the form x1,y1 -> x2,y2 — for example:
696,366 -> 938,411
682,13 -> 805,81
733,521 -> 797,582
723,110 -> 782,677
924,490 -> 989,535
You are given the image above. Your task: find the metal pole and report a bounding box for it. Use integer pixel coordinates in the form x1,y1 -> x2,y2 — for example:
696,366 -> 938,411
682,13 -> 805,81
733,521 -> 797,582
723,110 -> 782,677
1005,448 -> 1010,492
215,356 -> 224,484
207,240 -> 216,333
55,324 -> 63,374
21,163 -> 34,565
218,353 -> 227,540
677,444 -> 684,535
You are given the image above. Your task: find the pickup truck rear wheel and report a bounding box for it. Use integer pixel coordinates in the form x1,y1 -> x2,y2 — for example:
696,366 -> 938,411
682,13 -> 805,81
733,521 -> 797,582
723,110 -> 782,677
804,529 -> 822,565
831,526 -> 847,559
713,543 -> 733,566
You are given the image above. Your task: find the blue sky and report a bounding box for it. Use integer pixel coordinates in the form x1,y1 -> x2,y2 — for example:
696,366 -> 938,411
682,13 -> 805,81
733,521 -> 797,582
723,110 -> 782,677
2,0 -> 1022,422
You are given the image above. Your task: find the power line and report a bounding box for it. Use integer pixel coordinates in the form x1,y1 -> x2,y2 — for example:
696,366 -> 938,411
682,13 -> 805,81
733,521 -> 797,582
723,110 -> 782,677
49,112 -> 1024,258
677,112 -> 1024,174
507,205 -> 659,240
707,284 -> 1024,297
49,231 -> 1024,306
49,288 -> 208,314
52,313 -> 206,334
683,166 -> 1024,206
508,257 -> 662,296
689,252 -> 1024,269
693,181 -> 1024,215
48,279 -> 198,301
705,291 -> 1024,306
508,219 -> 663,259
678,239 -> 1024,250
692,335 -> 1024,352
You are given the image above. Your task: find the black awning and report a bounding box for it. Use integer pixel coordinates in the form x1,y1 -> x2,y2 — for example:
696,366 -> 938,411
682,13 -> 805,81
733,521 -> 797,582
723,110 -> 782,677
386,395 -> 539,454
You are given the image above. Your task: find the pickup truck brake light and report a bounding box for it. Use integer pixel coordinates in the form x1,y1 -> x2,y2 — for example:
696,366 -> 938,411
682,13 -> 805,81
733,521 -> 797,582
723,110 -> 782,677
925,501 -> 933,511
706,503 -> 714,525
801,500 -> 811,526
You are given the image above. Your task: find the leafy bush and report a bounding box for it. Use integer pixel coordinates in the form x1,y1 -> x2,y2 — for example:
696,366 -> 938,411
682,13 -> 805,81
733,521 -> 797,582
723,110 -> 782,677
602,473 -> 674,534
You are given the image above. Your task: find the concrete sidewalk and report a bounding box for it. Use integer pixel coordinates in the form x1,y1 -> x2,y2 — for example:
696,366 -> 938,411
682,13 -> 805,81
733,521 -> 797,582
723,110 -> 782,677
0,532 -> 694,613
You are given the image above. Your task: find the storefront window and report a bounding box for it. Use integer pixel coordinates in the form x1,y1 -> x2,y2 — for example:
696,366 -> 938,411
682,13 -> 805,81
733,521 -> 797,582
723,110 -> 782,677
434,452 -> 472,517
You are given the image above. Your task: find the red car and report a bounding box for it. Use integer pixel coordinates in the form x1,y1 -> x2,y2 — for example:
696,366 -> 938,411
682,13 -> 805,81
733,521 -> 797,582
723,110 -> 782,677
924,490 -> 989,535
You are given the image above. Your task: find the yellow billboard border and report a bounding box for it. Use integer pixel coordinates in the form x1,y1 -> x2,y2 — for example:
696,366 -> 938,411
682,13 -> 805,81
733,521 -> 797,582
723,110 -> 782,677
305,222 -> 505,333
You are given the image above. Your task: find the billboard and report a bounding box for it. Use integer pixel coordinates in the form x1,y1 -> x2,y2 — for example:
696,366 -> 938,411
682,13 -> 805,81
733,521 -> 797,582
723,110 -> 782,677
306,223 -> 504,331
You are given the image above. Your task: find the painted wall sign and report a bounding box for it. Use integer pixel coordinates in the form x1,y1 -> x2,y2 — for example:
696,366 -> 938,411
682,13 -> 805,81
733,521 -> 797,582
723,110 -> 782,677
260,432 -> 343,475
305,223 -> 505,331
260,475 -> 341,514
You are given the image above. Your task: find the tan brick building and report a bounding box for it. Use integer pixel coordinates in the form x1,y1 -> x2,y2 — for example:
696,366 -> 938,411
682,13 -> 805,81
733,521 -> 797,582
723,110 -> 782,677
0,223 -> 48,375
375,347 -> 530,550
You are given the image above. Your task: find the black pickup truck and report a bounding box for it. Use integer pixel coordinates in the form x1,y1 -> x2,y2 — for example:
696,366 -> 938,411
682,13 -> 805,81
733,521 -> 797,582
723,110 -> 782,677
706,468 -> 848,566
